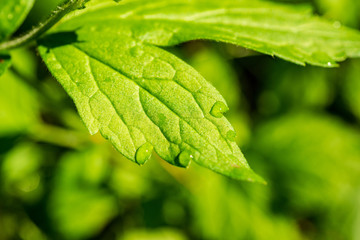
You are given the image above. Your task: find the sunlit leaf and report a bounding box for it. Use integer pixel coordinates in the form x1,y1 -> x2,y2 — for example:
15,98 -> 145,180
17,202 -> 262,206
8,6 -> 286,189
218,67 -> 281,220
38,28 -> 263,183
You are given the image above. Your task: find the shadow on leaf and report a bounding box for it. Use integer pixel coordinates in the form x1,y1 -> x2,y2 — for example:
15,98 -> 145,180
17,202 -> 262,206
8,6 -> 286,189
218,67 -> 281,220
38,31 -> 80,50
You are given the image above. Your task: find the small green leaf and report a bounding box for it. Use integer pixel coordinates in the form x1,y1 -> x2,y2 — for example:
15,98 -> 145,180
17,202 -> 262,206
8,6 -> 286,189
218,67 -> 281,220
38,28 -> 264,183
0,0 -> 35,41
58,0 -> 360,67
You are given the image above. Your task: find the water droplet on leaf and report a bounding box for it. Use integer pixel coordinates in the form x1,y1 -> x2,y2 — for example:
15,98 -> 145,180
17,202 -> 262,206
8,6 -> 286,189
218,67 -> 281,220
135,142 -> 153,165
210,101 -> 229,118
226,130 -> 237,141
175,150 -> 194,168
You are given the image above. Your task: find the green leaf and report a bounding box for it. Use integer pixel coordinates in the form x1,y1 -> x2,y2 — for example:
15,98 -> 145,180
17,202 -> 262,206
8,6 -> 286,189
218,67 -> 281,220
49,147 -> 118,239
1,143 -> 44,199
38,28 -> 264,183
56,0 -> 360,67
0,0 -> 35,76
0,0 -> 35,41
0,69 -> 39,136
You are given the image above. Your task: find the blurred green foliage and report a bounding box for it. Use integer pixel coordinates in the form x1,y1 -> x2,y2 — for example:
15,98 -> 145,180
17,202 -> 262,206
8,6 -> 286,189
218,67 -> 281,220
0,0 -> 360,239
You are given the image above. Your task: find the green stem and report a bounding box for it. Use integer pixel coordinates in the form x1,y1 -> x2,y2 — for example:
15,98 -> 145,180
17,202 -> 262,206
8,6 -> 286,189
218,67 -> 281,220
29,123 -> 91,149
0,0 -> 88,51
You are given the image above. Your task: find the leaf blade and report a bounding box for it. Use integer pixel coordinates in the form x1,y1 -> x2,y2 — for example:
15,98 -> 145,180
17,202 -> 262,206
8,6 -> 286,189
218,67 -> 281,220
38,29 -> 264,182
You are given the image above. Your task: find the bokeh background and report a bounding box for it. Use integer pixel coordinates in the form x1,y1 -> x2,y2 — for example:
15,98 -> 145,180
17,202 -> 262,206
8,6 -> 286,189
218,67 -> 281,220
1,0 -> 360,239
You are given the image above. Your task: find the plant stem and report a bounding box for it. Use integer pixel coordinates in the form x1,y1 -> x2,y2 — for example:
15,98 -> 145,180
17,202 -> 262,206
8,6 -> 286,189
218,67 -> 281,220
29,123 -> 91,149
0,0 -> 88,51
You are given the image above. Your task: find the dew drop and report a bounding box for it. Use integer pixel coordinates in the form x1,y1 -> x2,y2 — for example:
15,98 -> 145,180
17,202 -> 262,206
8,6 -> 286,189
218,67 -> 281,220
175,150 -> 194,168
226,130 -> 237,141
327,62 -> 332,67
135,142 -> 153,165
210,101 -> 229,118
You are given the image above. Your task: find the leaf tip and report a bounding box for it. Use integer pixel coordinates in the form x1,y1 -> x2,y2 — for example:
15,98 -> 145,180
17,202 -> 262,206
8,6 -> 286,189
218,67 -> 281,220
229,165 -> 267,184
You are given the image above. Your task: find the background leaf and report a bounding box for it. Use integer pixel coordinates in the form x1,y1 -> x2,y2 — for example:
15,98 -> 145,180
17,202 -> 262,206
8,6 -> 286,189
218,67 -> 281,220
0,0 -> 35,76
48,146 -> 118,239
250,112 -> 360,240
0,69 -> 39,136
342,59 -> 360,121
0,0 -> 35,41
